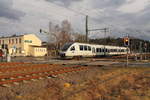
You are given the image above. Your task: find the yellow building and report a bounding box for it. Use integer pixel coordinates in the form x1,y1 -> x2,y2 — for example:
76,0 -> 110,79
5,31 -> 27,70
0,34 -> 47,57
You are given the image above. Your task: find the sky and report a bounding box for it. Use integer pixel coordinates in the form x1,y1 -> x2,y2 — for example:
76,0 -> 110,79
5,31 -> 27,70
0,0 -> 150,41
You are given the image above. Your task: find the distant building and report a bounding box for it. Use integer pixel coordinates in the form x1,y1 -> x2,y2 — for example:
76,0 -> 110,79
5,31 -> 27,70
0,34 -> 47,57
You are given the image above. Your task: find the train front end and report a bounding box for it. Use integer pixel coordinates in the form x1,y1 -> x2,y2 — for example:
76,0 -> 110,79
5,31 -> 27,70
59,43 -> 74,58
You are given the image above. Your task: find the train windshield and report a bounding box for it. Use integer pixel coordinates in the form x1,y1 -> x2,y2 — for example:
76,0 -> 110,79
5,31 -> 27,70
61,43 -> 73,51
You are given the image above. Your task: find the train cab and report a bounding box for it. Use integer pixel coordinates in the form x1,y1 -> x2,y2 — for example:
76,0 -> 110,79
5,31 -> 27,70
59,42 -> 75,58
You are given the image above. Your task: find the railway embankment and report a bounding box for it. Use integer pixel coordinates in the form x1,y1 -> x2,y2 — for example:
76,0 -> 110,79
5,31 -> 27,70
0,61 -> 149,100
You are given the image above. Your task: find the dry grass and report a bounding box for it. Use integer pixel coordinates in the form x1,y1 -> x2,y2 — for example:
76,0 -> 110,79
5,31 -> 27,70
65,67 -> 150,100
0,66 -> 149,100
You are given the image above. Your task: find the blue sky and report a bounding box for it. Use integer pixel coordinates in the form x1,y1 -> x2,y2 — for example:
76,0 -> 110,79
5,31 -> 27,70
0,0 -> 150,41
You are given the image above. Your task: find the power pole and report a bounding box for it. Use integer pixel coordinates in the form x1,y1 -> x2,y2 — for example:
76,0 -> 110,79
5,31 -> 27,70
85,15 -> 88,43
104,28 -> 107,56
104,28 -> 107,45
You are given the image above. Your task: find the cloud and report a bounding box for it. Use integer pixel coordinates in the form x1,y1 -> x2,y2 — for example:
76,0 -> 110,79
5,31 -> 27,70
118,0 -> 150,13
89,0 -> 127,9
0,0 -> 25,20
46,0 -> 83,7
0,0 -> 150,41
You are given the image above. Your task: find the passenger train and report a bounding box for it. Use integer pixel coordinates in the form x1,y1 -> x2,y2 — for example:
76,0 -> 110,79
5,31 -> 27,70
59,42 -> 128,58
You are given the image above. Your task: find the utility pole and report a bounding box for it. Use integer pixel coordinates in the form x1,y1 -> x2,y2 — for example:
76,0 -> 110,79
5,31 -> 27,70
85,15 -> 88,43
104,28 -> 107,56
103,28 -> 108,45
85,15 -> 109,44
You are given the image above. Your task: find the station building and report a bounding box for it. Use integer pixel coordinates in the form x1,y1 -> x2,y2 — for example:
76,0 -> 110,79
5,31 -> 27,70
0,34 -> 47,57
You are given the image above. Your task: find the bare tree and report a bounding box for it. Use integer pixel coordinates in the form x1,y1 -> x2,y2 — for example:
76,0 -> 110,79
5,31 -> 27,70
48,20 -> 73,51
73,33 -> 86,43
61,20 -> 72,33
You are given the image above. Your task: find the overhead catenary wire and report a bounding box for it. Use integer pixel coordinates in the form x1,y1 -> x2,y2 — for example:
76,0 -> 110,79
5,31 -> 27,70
46,1 -> 115,29
46,1 -> 108,25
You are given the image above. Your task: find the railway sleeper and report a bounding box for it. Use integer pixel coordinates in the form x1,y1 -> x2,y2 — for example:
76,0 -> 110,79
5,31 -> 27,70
2,84 -> 11,87
13,82 -> 19,85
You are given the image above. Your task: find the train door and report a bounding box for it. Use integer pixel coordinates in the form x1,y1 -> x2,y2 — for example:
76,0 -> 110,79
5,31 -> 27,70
92,47 -> 96,56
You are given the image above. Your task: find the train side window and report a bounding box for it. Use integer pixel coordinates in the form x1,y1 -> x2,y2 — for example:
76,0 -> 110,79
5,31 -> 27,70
79,45 -> 83,51
88,46 -> 91,51
96,48 -> 99,52
110,49 -> 113,52
84,46 -> 87,51
99,48 -> 101,52
70,46 -> 75,51
113,49 -> 115,52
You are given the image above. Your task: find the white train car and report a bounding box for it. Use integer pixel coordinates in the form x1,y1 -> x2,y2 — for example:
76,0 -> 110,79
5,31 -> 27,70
59,42 -> 128,58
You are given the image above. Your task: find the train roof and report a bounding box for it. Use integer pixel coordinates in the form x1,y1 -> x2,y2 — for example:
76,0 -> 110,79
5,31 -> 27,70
72,42 -> 127,48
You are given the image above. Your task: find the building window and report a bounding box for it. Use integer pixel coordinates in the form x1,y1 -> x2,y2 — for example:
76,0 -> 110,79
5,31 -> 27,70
16,38 -> 18,44
12,39 -> 14,44
19,38 -> 21,43
19,47 -> 22,53
2,40 -> 4,44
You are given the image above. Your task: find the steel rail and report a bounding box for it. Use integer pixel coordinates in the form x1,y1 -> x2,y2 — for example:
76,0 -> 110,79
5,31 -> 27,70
0,67 -> 88,85
0,64 -> 59,73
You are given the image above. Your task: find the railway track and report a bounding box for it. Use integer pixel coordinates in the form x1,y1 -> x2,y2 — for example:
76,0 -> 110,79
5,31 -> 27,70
0,64 -> 59,73
0,62 -> 88,86
0,62 -> 30,66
